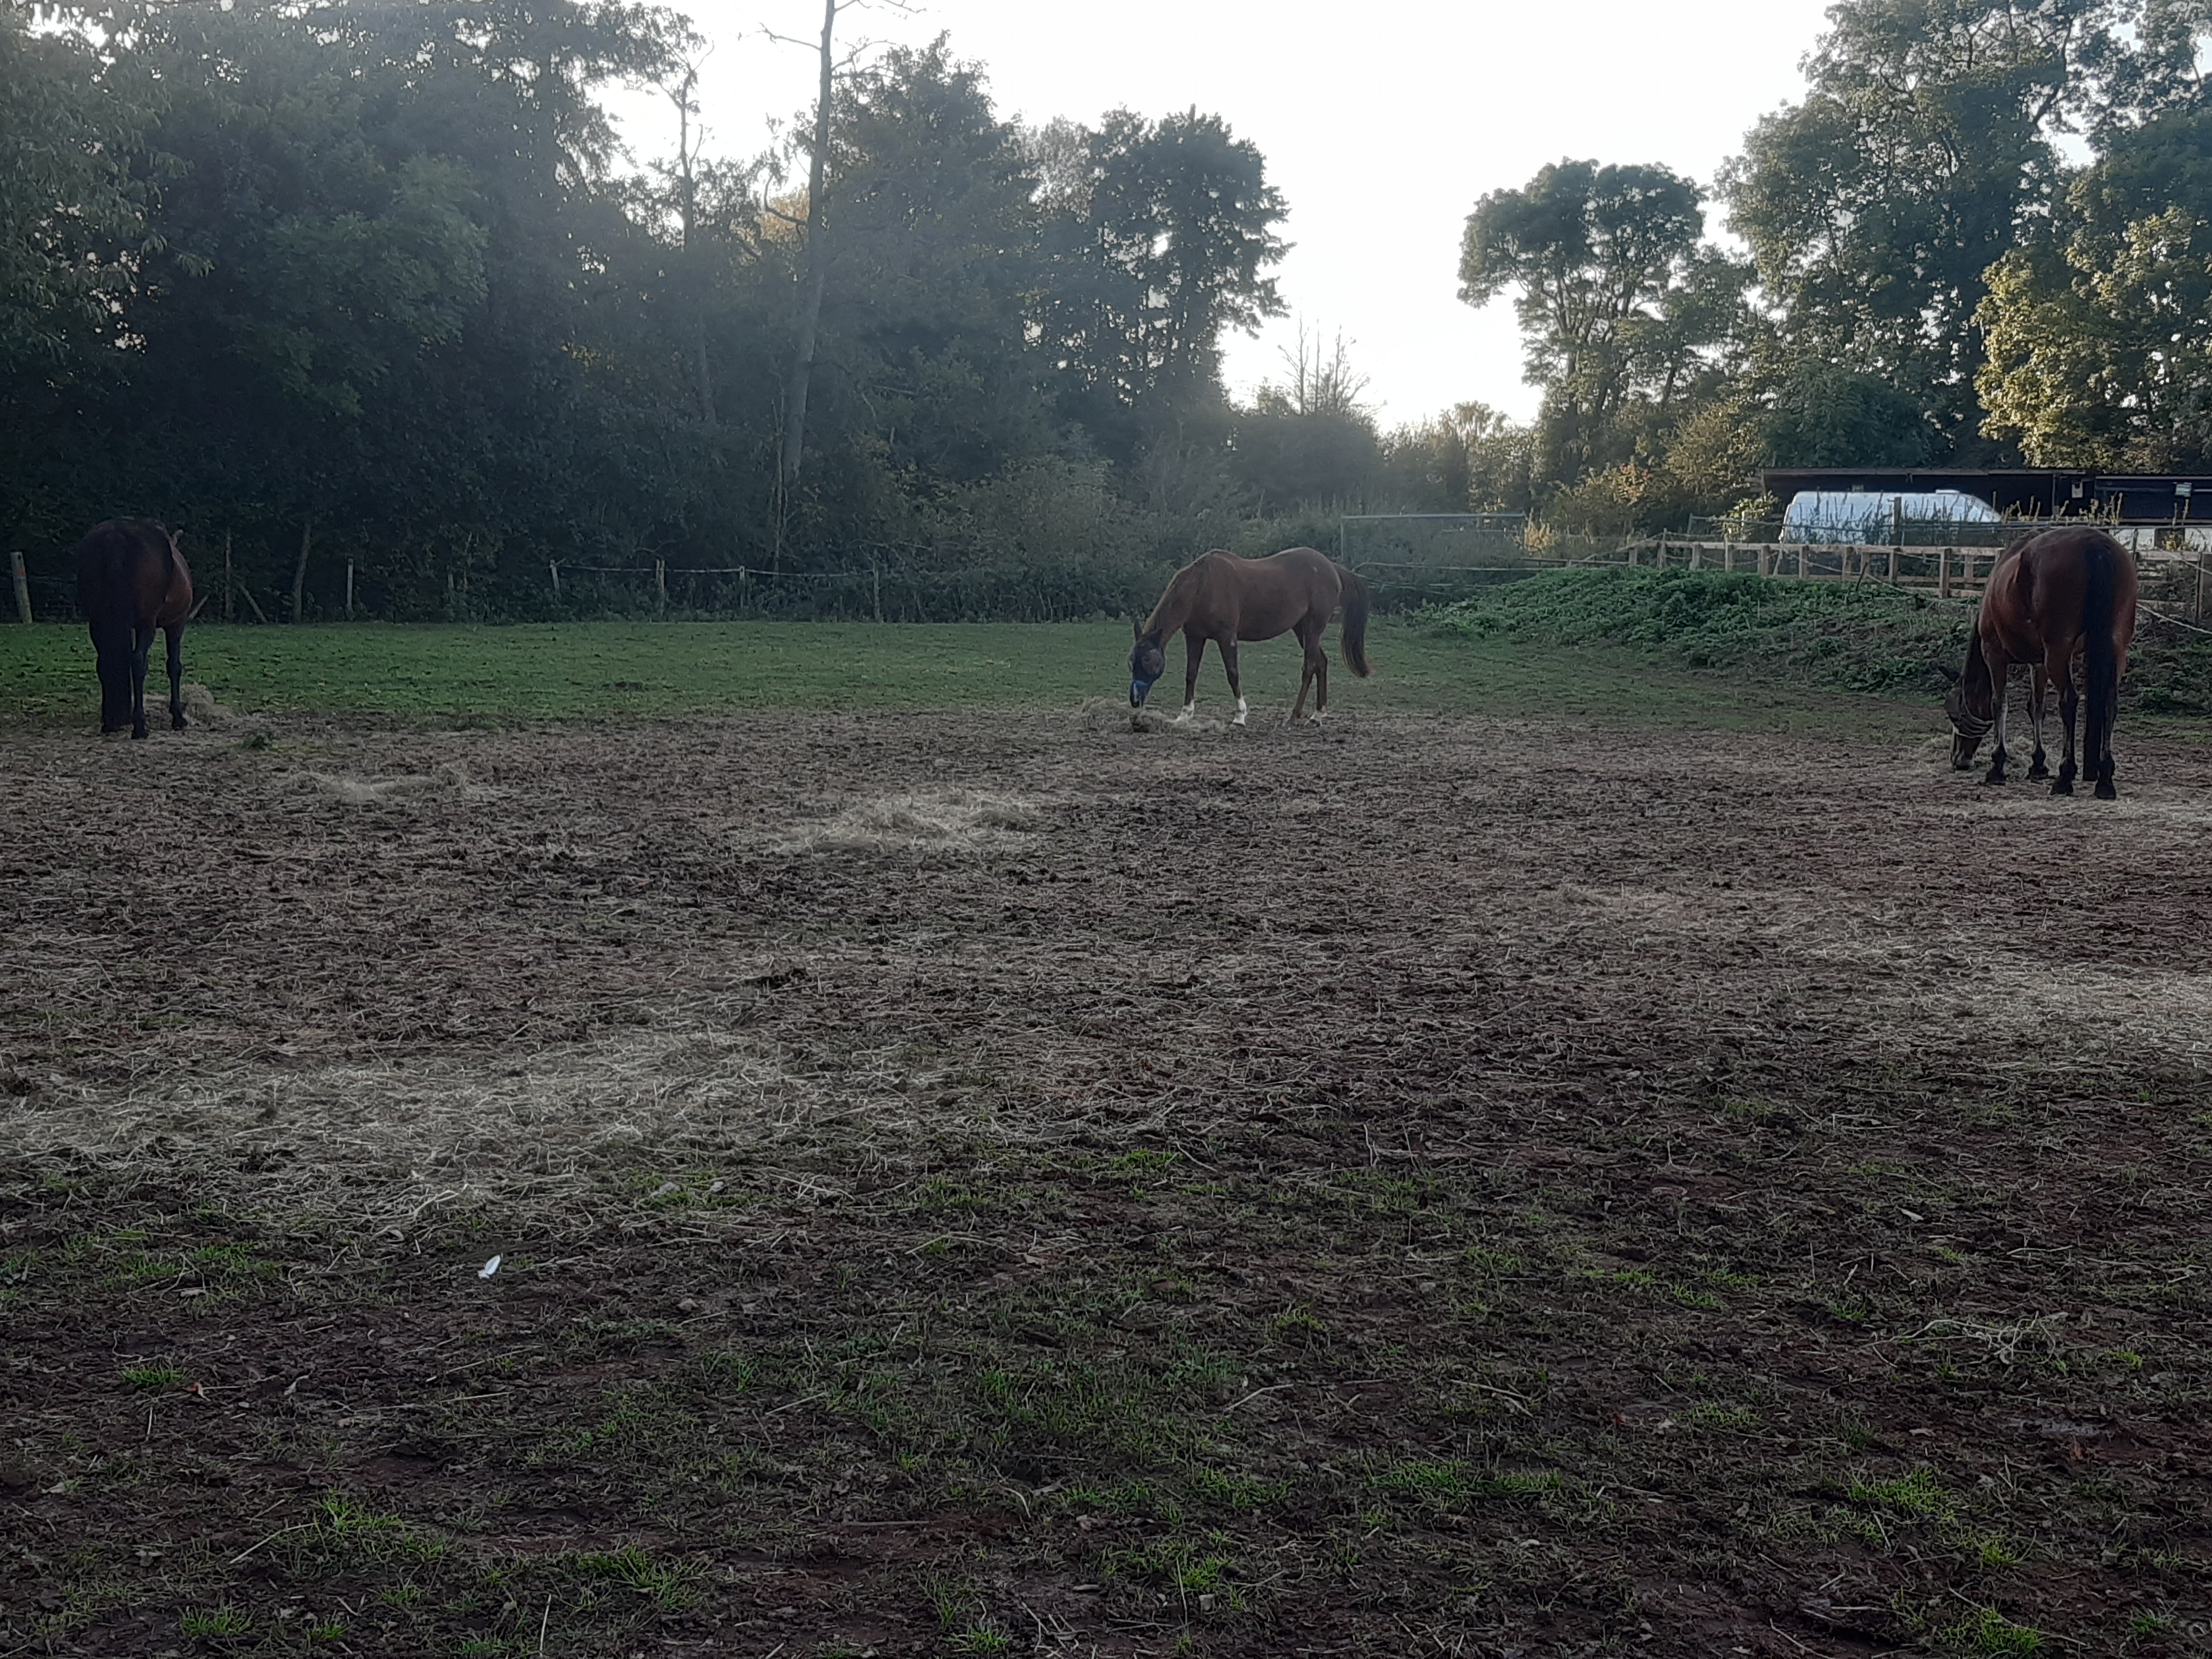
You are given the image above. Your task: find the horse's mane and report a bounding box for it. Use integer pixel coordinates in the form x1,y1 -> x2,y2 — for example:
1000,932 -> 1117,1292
1141,551 -> 1227,640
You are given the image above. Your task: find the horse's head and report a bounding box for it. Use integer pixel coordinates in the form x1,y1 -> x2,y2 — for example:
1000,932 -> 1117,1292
1939,663 -> 1988,769
1129,625 -> 1165,708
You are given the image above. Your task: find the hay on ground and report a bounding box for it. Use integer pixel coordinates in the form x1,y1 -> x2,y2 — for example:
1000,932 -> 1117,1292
1076,697 -> 1230,736
772,788 -> 1045,855
291,761 -> 476,806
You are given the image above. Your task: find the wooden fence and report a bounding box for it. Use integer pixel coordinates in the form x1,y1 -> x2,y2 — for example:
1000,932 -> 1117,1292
1623,537 -> 2212,619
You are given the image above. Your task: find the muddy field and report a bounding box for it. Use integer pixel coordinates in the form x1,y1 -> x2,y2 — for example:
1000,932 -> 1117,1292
3,699 -> 2210,1659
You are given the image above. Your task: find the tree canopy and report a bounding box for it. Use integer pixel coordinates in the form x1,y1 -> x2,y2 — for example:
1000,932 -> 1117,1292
0,2 -> 1295,618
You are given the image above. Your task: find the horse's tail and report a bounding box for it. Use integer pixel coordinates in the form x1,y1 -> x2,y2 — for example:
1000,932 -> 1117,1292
1336,563 -> 1372,677
2081,532 -> 2122,778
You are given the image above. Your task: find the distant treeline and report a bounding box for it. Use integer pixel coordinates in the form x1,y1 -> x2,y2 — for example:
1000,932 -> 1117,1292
9,1 -> 2212,622
1452,0 -> 2212,536
0,1 -> 1449,622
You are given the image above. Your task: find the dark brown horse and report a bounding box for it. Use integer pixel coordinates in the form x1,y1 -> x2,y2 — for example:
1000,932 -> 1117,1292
1943,525 -> 2137,798
74,519 -> 194,739
1129,546 -> 1371,726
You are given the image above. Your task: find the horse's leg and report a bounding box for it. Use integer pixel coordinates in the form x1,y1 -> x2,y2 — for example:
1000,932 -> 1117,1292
166,623 -> 187,730
1290,649 -> 1314,723
1980,657 -> 2009,783
129,621 -> 152,740
1219,639 -> 1247,727
2025,665 -> 2049,780
1177,635 -> 1204,723
1313,641 -> 1330,720
2092,659 -> 2119,801
92,621 -> 125,732
2053,667 -> 2078,796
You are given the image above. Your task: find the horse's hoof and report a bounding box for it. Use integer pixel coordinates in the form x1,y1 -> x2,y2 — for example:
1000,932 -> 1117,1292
1981,770 -> 2005,786
131,725 -> 149,740
1231,715 -> 1247,728
172,715 -> 188,731
2050,778 -> 2073,796
2026,763 -> 2048,781
2094,781 -> 2117,801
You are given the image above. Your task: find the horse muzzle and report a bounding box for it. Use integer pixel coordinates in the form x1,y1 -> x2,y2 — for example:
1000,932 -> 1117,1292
1130,678 -> 1153,709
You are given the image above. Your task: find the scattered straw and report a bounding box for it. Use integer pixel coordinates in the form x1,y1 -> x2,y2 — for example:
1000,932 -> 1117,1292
1076,697 -> 1230,736
178,683 -> 239,728
771,788 -> 1045,855
290,761 -> 478,806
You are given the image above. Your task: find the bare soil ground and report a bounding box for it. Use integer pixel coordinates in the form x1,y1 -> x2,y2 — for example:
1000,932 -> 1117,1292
3,703 -> 2210,1659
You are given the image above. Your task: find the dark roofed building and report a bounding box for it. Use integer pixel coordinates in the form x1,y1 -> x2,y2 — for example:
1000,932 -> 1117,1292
1758,469 -> 2212,550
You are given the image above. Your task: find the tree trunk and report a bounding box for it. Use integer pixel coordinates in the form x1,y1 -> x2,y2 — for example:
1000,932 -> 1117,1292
290,515 -> 313,624
696,320 -> 714,423
781,0 -> 836,484
671,63 -> 716,425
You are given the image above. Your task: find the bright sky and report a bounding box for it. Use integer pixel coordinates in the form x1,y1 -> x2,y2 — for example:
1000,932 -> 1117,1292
608,0 -> 1837,427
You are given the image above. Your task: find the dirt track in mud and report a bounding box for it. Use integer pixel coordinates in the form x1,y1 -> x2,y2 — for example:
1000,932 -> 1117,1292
3,702 -> 2211,1659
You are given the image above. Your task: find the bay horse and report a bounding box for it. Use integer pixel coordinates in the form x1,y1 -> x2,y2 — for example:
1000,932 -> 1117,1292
1943,525 -> 2137,798
73,519 -> 194,739
1129,546 -> 1370,726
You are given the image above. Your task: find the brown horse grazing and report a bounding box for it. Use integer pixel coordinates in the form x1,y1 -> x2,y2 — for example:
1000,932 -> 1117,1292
74,519 -> 194,739
1129,546 -> 1370,726
1943,525 -> 2137,799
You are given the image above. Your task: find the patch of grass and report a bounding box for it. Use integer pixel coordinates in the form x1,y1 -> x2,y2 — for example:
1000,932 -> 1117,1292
120,1363 -> 184,1390
277,1493 -> 445,1576
1187,1466 -> 1292,1513
1271,1305 -> 1328,1344
573,1543 -> 697,1609
1943,1605 -> 2044,1654
1371,1458 -> 1563,1510
179,1605 -> 251,1638
1434,565 -> 2212,713
1849,1467 -> 1956,1523
1107,1534 -> 1239,1601
0,613 -> 1963,733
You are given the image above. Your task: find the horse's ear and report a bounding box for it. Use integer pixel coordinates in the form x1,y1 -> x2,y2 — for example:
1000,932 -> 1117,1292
1132,617 -> 1142,640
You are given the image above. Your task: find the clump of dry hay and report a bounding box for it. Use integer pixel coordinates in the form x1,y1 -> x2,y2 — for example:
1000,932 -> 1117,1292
0,1008 -> 1193,1234
178,683 -> 239,728
1076,697 -> 1228,736
291,760 -> 476,806
772,788 -> 1044,855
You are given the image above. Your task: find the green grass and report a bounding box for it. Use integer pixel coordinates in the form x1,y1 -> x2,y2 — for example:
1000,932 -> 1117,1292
0,613 -> 1932,735
1438,566 -> 2212,716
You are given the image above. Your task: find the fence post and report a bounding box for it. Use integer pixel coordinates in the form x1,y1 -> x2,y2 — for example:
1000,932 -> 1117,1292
224,532 -> 234,622
344,557 -> 355,621
1938,546 -> 1950,600
1758,546 -> 1770,578
1723,543 -> 1734,574
2198,552 -> 2208,624
8,549 -> 30,624
655,558 -> 667,613
1797,544 -> 1808,579
549,561 -> 560,599
1888,543 -> 1899,582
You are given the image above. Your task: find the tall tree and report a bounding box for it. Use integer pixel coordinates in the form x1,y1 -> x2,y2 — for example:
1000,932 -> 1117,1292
0,9 -> 150,383
1457,159 -> 1710,489
779,0 -> 840,484
1722,0 -> 2134,453
1978,100 -> 2212,467
1036,108 -> 1286,465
